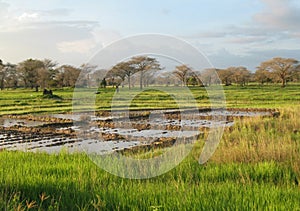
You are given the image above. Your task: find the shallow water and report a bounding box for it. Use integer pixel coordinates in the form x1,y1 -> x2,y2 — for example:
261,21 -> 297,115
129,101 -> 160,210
0,109 -> 274,154
0,117 -> 45,127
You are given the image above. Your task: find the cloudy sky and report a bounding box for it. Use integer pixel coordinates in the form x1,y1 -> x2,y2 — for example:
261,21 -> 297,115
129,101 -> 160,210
1,0 -> 300,70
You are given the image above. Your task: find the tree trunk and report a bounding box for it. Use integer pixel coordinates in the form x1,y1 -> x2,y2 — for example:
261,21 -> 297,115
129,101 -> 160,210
128,75 -> 131,89
0,78 -> 4,90
281,78 -> 286,87
140,71 -> 144,89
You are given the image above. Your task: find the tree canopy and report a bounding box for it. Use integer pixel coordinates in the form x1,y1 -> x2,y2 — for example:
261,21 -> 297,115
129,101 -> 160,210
0,56 -> 299,90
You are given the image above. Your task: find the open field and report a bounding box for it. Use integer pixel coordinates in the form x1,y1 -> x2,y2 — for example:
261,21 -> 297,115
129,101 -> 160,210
0,84 -> 299,210
0,84 -> 299,115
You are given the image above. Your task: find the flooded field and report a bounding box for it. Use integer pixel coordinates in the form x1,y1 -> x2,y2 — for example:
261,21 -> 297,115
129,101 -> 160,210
0,108 -> 277,154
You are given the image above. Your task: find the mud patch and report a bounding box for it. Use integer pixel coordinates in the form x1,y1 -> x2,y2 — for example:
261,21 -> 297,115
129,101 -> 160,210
0,108 -> 278,154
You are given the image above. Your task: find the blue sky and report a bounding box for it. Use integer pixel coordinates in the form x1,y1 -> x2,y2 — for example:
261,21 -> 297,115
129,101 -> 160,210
1,0 -> 300,70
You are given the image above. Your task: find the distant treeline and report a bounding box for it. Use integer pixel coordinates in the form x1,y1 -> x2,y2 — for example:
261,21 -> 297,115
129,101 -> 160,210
0,56 -> 299,91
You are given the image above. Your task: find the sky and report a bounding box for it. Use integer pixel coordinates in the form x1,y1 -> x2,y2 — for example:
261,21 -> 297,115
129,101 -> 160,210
1,0 -> 300,70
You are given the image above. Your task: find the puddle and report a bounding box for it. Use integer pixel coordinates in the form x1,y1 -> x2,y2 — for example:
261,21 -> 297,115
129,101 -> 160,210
0,109 -> 276,153
0,130 -> 144,154
49,114 -> 84,121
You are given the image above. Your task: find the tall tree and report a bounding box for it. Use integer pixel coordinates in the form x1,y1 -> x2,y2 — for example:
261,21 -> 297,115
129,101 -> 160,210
4,63 -> 18,89
0,64 -> 5,90
18,59 -> 44,91
254,69 -> 273,85
217,68 -> 234,86
56,65 -> 81,87
130,56 -> 161,89
37,68 -> 51,90
0,60 -> 18,90
43,59 -> 58,88
292,64 -> 300,82
109,61 -> 138,89
231,66 -> 251,86
257,57 -> 298,87
0,60 -> 5,90
173,64 -> 191,86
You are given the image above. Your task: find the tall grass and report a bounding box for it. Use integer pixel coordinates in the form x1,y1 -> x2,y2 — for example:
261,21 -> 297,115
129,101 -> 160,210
1,151 -> 300,210
210,106 -> 300,163
0,106 -> 299,210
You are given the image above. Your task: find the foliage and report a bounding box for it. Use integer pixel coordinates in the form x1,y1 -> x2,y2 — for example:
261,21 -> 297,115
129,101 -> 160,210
172,64 -> 191,86
1,57 -> 300,90
108,56 -> 161,89
130,56 -> 161,89
257,57 -> 298,87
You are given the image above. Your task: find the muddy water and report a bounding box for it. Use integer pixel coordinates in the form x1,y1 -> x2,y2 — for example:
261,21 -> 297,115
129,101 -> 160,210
0,109 -> 276,154
0,117 -> 45,127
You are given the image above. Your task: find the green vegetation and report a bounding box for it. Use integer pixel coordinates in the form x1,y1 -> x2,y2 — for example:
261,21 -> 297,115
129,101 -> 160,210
0,84 -> 299,115
0,85 -> 299,210
1,152 -> 300,210
0,106 -> 299,210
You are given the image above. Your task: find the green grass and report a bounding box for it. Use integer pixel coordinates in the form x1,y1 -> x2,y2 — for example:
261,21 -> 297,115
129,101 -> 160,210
0,107 -> 299,210
1,151 -> 300,210
219,84 -> 300,108
0,84 -> 299,210
0,84 -> 299,115
0,88 -> 74,115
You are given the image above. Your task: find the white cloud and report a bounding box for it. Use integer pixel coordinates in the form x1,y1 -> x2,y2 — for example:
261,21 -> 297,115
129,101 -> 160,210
253,0 -> 300,30
181,0 -> 300,70
17,12 -> 39,21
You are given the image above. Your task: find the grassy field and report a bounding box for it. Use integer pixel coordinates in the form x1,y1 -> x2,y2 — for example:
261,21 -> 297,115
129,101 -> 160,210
0,84 -> 299,210
0,84 -> 299,115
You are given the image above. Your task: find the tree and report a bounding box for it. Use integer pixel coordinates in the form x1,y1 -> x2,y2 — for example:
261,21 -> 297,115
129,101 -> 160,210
55,65 -> 81,87
0,60 -> 5,90
155,72 -> 177,86
109,61 -> 138,89
37,68 -> 51,90
0,60 -> 18,90
217,68 -> 234,86
130,56 -> 161,89
186,72 -> 203,87
90,69 -> 108,87
5,63 -> 18,89
18,59 -> 44,91
254,69 -> 273,85
80,63 -> 97,88
100,78 -> 107,88
200,68 -> 222,86
187,75 -> 198,86
291,64 -> 300,82
142,68 -> 159,87
42,59 -> 58,88
231,66 -> 251,86
257,57 -> 298,87
173,64 -> 191,86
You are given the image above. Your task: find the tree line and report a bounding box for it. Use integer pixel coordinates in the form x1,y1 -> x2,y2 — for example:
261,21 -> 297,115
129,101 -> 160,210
0,56 -> 299,91
172,57 -> 300,88
0,58 -> 100,91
